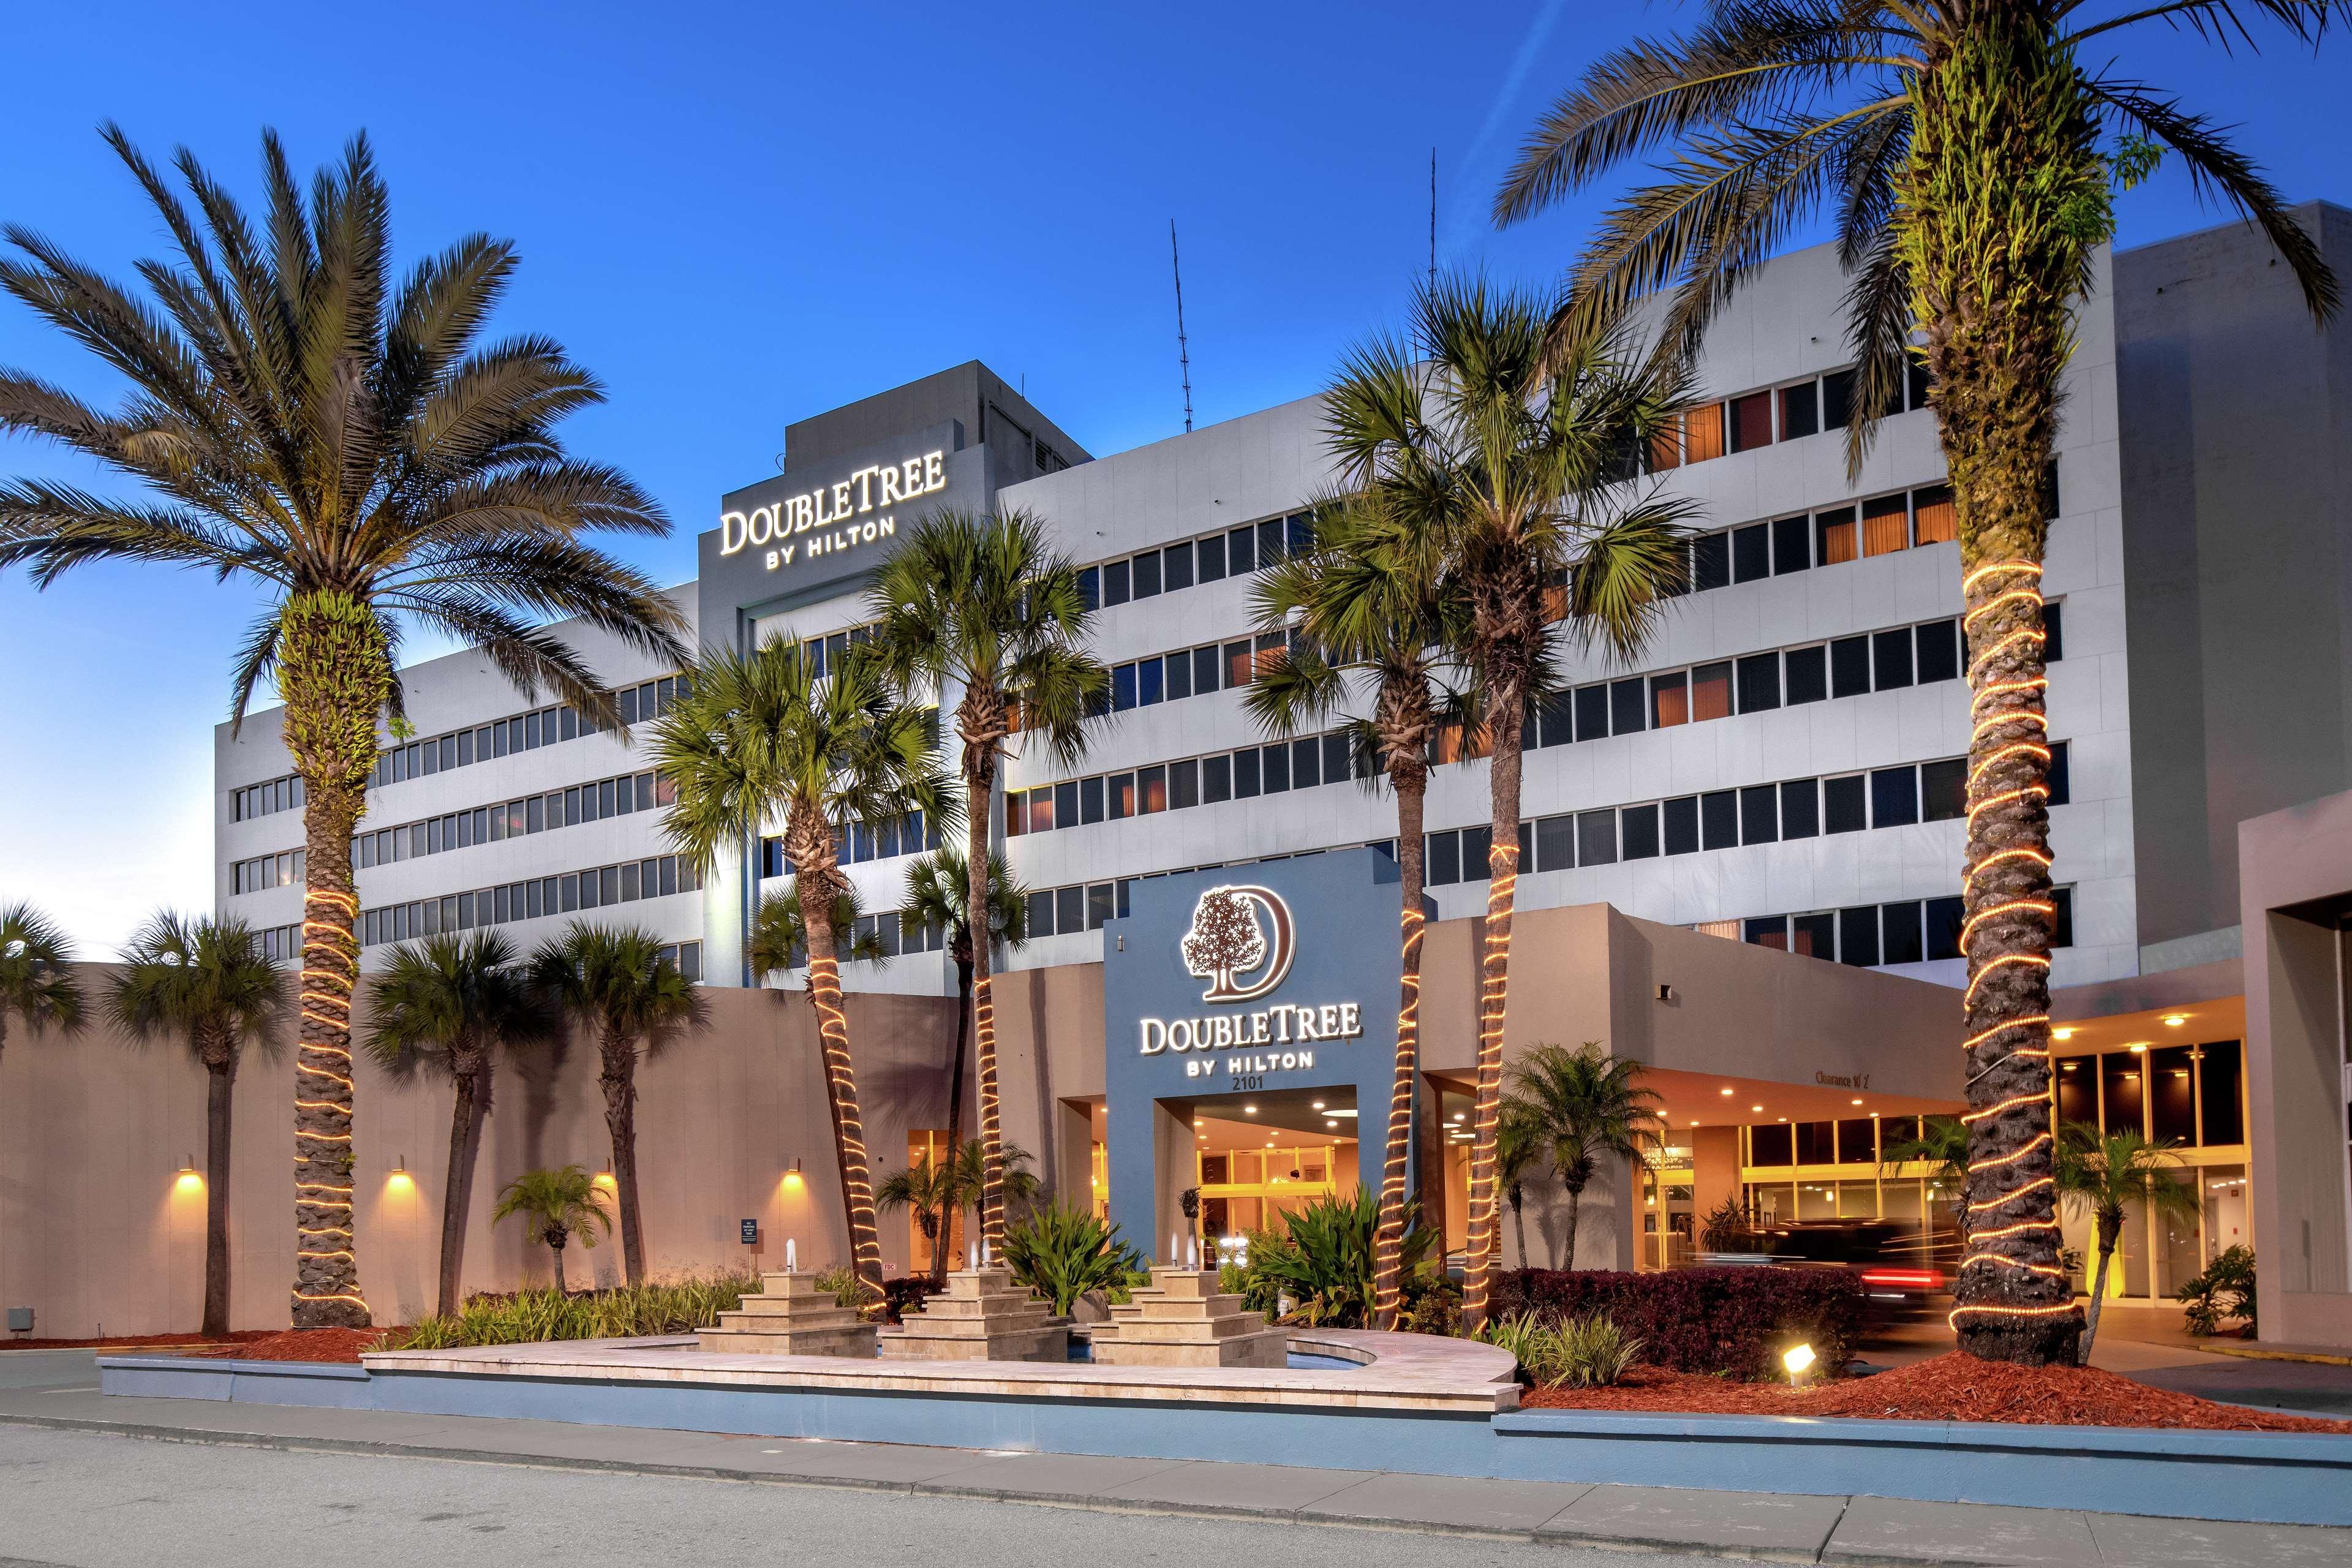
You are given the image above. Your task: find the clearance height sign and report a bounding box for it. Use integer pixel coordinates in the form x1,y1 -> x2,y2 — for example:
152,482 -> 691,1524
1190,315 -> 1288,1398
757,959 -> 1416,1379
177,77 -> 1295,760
1100,849 -> 1411,1254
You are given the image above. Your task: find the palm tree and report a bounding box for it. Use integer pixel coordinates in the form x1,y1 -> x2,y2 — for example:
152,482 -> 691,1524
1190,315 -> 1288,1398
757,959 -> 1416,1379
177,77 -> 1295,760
1248,496 -> 1461,1330
2056,1121 -> 2200,1362
652,636 -> 954,1303
748,883 -> 893,975
363,932 -> 548,1317
1322,281 -> 1693,1330
1493,0 -> 2343,1365
491,1166 -> 610,1295
948,1137 -> 1042,1240
529,925 -> 706,1286
868,508 -> 1107,1251
1883,1113 -> 1972,1254
1502,1042 -> 1664,1273
900,845 -> 1029,1274
1494,1104 -> 1545,1273
0,130 -> 688,1328
877,1150 -> 962,1281
0,901 -> 83,1071
111,913 -> 284,1336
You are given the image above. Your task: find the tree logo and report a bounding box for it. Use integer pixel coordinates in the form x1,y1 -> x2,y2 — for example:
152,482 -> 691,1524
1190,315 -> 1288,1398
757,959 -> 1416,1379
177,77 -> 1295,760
1180,885 -> 1295,1003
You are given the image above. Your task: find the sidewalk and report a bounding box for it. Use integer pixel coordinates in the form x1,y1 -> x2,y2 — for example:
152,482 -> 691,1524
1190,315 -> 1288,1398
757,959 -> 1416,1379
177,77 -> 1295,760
2,1352 -> 2346,1566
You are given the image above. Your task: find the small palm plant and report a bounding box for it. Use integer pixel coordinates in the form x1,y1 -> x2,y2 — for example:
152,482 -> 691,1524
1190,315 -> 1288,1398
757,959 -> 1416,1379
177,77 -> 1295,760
900,845 -> 1028,1274
652,635 -> 955,1304
1001,1202 -> 1145,1317
867,507 -> 1107,1251
876,1150 -> 962,1280
0,130 -> 688,1327
111,913 -> 284,1336
1503,1042 -> 1664,1273
2056,1121 -> 2199,1362
1324,282 -> 1693,1329
747,883 -> 890,976
0,901 -> 83,1071
949,1137 -> 1042,1246
529,925 -> 706,1286
1493,1103 -> 1545,1273
491,1166 -> 611,1296
1248,495 -> 1460,1329
1882,1114 -> 1972,1251
364,932 -> 549,1317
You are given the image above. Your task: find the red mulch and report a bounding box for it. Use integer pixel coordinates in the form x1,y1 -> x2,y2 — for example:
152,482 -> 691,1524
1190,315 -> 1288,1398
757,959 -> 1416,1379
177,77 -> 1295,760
178,1329 -> 390,1364
2,1330 -> 276,1352
1522,1351 -> 2352,1434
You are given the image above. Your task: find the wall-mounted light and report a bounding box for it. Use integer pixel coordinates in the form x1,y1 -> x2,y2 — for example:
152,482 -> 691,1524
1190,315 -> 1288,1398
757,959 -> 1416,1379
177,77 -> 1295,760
782,1158 -> 804,1192
594,1170 -> 617,1187
175,1156 -> 202,1194
386,1156 -> 413,1190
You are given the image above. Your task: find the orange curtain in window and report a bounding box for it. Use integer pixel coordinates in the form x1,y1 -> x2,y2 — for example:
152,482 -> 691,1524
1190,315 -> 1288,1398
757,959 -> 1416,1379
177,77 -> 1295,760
1651,676 -> 1689,728
1649,415 -> 1683,471
1692,663 -> 1732,721
1004,793 -> 1027,836
1683,403 -> 1726,463
1819,508 -> 1857,565
1027,787 -> 1055,832
1912,485 -> 1956,545
1862,497 -> 1909,557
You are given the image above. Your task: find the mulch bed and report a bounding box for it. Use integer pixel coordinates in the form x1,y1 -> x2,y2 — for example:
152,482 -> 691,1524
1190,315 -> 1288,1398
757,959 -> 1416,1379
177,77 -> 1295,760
1521,1351 -> 2352,1433
174,1329 -> 390,1364
2,1331 -> 276,1352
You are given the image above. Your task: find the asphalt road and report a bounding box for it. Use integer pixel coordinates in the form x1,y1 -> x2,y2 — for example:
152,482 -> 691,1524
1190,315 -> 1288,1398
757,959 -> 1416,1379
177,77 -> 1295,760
0,1425 -> 1731,1568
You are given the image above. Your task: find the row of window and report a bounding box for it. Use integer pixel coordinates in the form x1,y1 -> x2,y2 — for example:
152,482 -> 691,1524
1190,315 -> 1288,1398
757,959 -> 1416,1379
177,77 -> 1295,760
2055,1041 -> 2245,1147
1678,468 -> 2056,594
1005,729 -> 1359,837
758,811 -> 944,879
358,856 -> 705,949
352,771 -> 676,870
1422,742 -> 2071,887
232,848 -> 306,895
256,922 -> 301,963
368,676 -> 684,790
232,774 -> 305,821
1102,630 -> 1294,715
1705,888 -> 2075,968
1077,512 -> 1316,612
1649,363 -> 1924,473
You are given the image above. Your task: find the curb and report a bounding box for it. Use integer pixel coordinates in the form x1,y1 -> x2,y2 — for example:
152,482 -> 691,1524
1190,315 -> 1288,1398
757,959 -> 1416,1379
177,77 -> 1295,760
2191,1342 -> 2352,1368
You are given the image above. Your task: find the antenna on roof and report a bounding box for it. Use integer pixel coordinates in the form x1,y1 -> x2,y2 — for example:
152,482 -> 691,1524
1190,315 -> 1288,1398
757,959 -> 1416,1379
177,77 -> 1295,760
1170,220 -> 1194,435
1429,146 -> 1437,298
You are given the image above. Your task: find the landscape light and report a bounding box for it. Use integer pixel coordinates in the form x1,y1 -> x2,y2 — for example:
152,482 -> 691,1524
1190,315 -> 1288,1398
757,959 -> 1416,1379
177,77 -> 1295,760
1782,1343 -> 1815,1385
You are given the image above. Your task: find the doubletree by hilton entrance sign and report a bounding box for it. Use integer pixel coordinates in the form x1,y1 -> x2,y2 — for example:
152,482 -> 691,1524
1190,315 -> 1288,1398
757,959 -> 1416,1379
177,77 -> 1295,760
1101,849 -> 1411,1254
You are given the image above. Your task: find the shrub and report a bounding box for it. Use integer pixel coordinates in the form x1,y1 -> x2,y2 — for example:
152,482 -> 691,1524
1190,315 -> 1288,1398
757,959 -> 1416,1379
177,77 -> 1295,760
1002,1201 -> 1145,1316
2177,1245 -> 2256,1338
881,1276 -> 944,1325
812,1265 -> 864,1311
1396,1269 -> 1461,1336
386,1270 -> 762,1350
1475,1311 -> 1642,1388
1488,1267 -> 1864,1381
1241,1188 -> 1439,1328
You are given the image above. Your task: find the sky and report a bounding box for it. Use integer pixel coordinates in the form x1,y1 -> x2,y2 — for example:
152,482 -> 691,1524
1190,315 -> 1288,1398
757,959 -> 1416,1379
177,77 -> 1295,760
4,1 -> 2349,957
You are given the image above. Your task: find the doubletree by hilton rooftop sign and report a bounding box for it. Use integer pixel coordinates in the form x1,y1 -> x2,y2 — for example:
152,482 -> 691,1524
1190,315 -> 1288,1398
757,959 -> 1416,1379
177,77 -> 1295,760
717,449 -> 948,576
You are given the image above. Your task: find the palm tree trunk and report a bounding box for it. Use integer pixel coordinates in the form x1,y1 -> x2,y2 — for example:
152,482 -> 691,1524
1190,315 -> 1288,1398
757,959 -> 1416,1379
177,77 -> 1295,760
277,590 -> 387,1330
437,1063 -> 482,1317
202,1055 -> 236,1338
1371,765 -> 1427,1330
2084,1239 -> 2114,1364
937,957 -> 973,1284
548,1234 -> 568,1295
1512,1194 -> 1529,1275
1563,1181 -> 1583,1273
803,884 -> 887,1301
1904,13 -> 2087,1368
1464,680 -> 1528,1333
964,747 -> 1008,1252
598,1028 -> 647,1287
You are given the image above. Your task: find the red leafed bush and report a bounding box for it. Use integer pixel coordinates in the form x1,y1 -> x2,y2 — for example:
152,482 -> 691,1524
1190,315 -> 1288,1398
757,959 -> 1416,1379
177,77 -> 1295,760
1487,1267 -> 1866,1381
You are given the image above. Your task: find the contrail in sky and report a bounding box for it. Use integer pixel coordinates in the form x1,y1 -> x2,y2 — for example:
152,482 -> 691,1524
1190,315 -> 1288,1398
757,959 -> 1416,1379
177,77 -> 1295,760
1442,0 -> 1572,256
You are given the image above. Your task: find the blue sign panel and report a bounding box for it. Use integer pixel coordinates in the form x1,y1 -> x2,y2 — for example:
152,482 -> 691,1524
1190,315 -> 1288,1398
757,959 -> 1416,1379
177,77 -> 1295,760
1101,848 -> 1413,1256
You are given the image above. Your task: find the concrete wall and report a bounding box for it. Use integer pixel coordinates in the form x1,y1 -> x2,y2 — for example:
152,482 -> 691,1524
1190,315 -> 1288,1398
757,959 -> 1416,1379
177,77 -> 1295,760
0,971 -> 957,1338
2239,789 -> 2352,1349
2117,203 -> 2352,960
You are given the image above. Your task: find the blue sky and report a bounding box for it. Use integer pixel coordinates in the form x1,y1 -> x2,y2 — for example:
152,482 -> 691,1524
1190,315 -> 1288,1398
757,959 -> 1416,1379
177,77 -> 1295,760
5,1 -> 2348,955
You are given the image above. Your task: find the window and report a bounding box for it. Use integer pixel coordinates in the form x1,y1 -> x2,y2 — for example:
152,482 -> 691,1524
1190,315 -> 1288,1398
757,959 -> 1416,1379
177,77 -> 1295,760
1779,382 -> 1819,440
1133,551 -> 1162,599
1732,522 -> 1770,582
1692,532 -> 1730,591
1792,911 -> 1836,959
1103,558 -> 1131,606
1684,403 -> 1725,462
1164,650 -> 1191,700
1651,672 -> 1688,728
1882,900 -> 1925,965
1226,523 -> 1255,575
1871,766 -> 1918,827
1575,685 -> 1610,742
1825,775 -> 1866,834
1781,779 -> 1819,839
1110,772 -> 1136,819
1730,391 -> 1773,453
1461,824 -> 1492,880
1700,790 -> 1738,850
1257,518 -> 1283,567
1662,796 -> 1699,855
1872,627 -> 1914,690
1822,369 -> 1855,429
1324,731 -> 1350,783
1839,906 -> 1879,967
1539,691 -> 1576,747
1028,890 -> 1055,937
1203,755 -> 1231,804
1745,915 -> 1788,949
1057,885 -> 1084,935
1926,896 -> 1964,961
1261,743 -> 1290,793
1138,659 -> 1164,706
1087,884 -> 1116,930
1077,565 -> 1099,610
1906,360 -> 1931,412
1164,543 -> 1194,592
1916,620 -> 1959,684
1830,636 -> 1871,698
1193,644 -> 1220,695
1692,662 -> 1732,722
1535,813 -> 1576,872
1773,514 -> 1811,574
1054,780 -> 1078,828
1028,786 -> 1056,834
1577,810 -> 1618,865
1785,646 -> 1827,706
1112,663 -> 1137,711
1736,653 -> 1780,714
1170,758 -> 1199,810
1224,641 -> 1253,690
2043,599 -> 2065,663
1621,802 -> 1660,859
1233,748 -> 1261,797
1427,829 -> 1461,886
1197,533 -> 1226,582
1081,775 -> 1106,823
1912,483 -> 1955,546
1817,505 -> 1857,566
1611,678 -> 1647,735
1291,736 -> 1321,789
1921,758 -> 1966,822
1862,494 -> 1909,557
1740,785 -> 1778,844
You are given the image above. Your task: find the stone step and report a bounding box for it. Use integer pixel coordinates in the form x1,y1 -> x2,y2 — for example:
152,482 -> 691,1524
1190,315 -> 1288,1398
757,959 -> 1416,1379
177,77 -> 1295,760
713,1305 -> 863,1332
696,1322 -> 876,1358
1092,1312 -> 1270,1343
